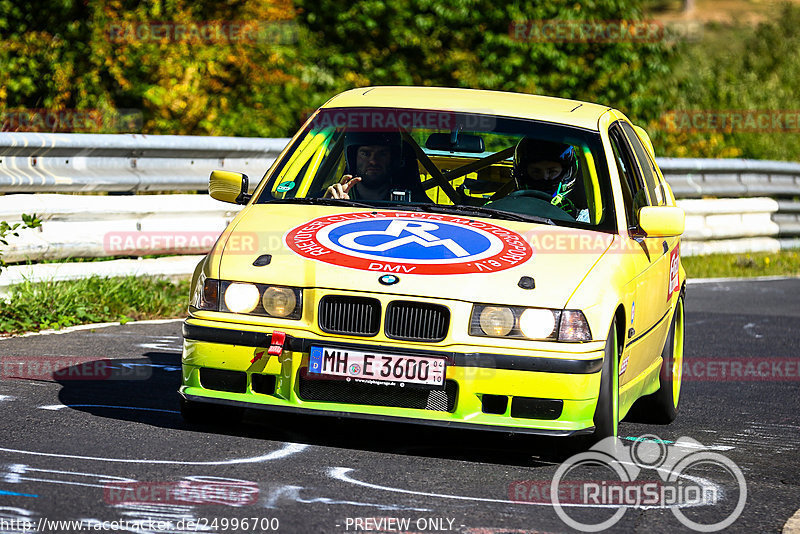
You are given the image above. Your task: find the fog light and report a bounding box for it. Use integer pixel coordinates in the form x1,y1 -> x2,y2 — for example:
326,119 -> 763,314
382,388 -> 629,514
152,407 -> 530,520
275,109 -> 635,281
479,306 -> 514,337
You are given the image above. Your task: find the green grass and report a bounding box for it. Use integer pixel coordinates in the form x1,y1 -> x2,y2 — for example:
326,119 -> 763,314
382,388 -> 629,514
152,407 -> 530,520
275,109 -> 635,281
0,276 -> 190,335
683,250 -> 800,279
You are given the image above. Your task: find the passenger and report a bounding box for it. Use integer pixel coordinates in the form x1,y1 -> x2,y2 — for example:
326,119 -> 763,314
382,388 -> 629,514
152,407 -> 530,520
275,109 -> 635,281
512,138 -> 589,221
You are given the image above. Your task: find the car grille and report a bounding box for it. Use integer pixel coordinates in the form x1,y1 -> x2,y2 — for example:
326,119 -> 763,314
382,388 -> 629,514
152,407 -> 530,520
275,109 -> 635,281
298,371 -> 457,412
318,296 -> 381,336
385,301 -> 449,341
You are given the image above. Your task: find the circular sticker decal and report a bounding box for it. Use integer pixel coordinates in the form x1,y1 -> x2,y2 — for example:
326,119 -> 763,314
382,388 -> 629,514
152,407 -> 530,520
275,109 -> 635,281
276,181 -> 295,193
284,212 -> 533,275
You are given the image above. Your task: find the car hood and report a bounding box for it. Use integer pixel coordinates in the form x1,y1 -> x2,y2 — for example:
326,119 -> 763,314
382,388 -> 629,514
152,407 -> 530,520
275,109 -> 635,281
216,204 -> 614,309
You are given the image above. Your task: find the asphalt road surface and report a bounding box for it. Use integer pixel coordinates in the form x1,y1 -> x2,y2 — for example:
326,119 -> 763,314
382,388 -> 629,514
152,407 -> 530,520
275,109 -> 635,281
0,278 -> 798,533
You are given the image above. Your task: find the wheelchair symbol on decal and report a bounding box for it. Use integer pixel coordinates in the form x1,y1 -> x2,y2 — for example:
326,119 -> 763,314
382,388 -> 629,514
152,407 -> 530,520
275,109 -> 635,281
336,220 -> 470,257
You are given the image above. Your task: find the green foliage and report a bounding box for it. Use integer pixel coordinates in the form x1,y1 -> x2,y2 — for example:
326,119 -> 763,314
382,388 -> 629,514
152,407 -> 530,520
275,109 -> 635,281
1,0 -> 672,138
0,276 -> 190,334
0,213 -> 41,273
649,3 -> 800,160
4,0 -> 800,162
0,0 -> 304,136
297,0 -> 672,124
682,250 -> 800,279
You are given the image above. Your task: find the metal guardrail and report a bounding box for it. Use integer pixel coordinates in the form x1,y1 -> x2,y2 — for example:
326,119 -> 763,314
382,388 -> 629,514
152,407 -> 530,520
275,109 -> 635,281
0,133 -> 289,192
658,157 -> 800,198
3,133 -> 800,198
0,133 -> 799,288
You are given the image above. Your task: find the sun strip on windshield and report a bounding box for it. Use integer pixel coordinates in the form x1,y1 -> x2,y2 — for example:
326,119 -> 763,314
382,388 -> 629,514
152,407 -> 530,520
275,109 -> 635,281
582,145 -> 602,223
273,131 -> 328,198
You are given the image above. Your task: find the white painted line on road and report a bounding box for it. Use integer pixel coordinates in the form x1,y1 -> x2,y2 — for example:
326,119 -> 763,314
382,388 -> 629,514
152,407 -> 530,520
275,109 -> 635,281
263,484 -> 432,512
0,395 -> 15,402
688,275 -> 800,284
329,467 -> 714,509
743,322 -> 764,339
0,442 -> 308,466
784,508 -> 800,534
623,436 -> 734,452
0,318 -> 183,340
5,464 -> 136,489
39,404 -> 178,413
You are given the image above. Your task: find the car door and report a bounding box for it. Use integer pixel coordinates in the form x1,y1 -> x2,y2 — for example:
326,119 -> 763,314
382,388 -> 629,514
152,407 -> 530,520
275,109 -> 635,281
619,122 -> 676,357
608,122 -> 671,384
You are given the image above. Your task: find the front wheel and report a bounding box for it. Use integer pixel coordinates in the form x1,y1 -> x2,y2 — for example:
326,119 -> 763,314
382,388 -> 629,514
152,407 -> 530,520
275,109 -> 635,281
629,296 -> 684,423
591,319 -> 621,441
569,320 -> 619,452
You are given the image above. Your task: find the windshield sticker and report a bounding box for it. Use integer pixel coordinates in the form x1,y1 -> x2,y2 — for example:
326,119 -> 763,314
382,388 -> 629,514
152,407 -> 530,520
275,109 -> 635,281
284,212 -> 533,275
276,181 -> 295,193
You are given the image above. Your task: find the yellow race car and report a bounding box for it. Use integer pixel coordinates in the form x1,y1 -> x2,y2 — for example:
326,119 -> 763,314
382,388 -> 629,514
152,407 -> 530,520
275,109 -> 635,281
180,87 -> 685,443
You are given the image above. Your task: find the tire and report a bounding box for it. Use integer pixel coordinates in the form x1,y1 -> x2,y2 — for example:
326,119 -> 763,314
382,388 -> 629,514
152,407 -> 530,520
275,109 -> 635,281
628,296 -> 684,424
592,319 -> 621,440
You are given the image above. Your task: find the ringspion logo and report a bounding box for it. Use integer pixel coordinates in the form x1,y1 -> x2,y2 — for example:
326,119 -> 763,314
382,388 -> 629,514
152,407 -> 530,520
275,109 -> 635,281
549,435 -> 746,532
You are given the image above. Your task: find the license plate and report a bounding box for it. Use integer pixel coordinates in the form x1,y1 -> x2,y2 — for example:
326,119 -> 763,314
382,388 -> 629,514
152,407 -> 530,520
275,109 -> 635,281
308,346 -> 445,387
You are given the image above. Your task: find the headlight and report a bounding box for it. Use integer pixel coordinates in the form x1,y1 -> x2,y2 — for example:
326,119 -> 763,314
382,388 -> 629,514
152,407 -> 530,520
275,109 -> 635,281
208,281 -> 302,319
262,286 -> 298,318
478,306 -> 515,337
470,305 -> 590,341
223,282 -> 260,313
519,308 -> 557,339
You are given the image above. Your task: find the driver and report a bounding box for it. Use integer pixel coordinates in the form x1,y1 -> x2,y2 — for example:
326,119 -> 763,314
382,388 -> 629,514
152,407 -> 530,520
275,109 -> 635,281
512,138 -> 589,221
324,131 -> 427,202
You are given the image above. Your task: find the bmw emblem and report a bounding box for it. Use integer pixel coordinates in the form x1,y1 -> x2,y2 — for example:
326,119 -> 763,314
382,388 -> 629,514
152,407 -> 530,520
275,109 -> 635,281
379,274 -> 399,285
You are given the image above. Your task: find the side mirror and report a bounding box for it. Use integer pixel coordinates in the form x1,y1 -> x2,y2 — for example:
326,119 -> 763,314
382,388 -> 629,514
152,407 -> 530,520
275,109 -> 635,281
209,170 -> 250,205
639,206 -> 685,237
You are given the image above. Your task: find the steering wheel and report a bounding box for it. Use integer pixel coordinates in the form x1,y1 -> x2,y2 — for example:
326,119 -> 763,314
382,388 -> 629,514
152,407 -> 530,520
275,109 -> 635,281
508,189 -> 555,201
495,189 -> 575,221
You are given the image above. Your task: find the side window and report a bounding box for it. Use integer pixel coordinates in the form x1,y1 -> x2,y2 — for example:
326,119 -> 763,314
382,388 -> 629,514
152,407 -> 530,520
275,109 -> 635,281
609,124 -> 651,228
620,122 -> 665,206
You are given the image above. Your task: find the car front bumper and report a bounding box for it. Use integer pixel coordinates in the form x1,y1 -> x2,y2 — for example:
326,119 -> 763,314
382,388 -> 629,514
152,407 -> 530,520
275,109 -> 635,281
180,318 -> 605,436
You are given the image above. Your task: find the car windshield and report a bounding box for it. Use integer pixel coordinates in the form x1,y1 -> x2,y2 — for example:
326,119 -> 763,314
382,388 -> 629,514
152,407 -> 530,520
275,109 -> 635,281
256,107 -> 615,230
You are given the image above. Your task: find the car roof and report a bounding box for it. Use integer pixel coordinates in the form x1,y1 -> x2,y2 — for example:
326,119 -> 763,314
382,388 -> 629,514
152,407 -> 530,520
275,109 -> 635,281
321,86 -> 613,131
